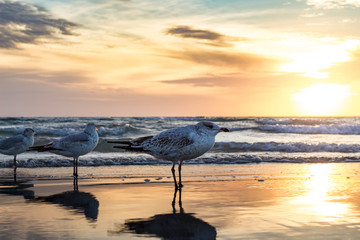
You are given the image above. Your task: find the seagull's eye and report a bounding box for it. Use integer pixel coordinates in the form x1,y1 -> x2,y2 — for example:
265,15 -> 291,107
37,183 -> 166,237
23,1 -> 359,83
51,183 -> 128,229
204,123 -> 214,129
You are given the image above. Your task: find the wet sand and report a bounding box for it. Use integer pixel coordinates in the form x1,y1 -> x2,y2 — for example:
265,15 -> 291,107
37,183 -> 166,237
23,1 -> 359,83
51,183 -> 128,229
1,163 -> 360,239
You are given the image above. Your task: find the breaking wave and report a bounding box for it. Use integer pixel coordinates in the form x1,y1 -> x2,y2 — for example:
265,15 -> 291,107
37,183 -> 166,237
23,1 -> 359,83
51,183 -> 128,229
254,125 -> 360,135
0,124 -> 150,138
213,142 -> 360,153
1,152 -> 360,168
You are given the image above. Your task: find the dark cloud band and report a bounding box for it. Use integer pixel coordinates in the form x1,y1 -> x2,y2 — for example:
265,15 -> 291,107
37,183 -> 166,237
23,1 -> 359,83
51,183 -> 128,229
0,0 -> 79,49
167,25 -> 223,41
166,25 -> 240,47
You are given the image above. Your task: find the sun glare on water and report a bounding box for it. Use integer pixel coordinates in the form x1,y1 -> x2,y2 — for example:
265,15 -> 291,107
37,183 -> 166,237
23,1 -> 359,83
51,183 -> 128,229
291,83 -> 351,116
293,164 -> 348,220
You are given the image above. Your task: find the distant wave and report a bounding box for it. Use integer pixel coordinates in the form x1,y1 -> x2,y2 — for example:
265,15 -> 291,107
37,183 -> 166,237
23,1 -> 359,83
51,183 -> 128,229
0,126 -> 80,138
0,124 -> 150,138
256,118 -> 337,126
135,117 -> 256,122
229,125 -> 360,135
1,117 -> 359,137
204,117 -> 256,122
256,125 -> 360,135
97,124 -> 150,137
213,142 -> 360,153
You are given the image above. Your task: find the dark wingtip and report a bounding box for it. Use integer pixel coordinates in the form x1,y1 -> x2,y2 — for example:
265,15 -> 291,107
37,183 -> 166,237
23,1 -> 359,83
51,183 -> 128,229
28,146 -> 45,152
107,140 -> 132,144
28,145 -> 61,152
113,145 -> 125,149
107,141 -> 123,144
220,127 -> 230,132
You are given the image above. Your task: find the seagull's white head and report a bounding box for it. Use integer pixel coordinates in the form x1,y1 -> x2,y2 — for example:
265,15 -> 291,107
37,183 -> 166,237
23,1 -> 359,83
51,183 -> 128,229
84,123 -> 98,135
23,128 -> 35,137
196,121 -> 230,136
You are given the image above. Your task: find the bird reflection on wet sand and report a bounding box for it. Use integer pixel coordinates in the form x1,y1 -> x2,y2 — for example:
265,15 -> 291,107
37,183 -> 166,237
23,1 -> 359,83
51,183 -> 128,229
109,187 -> 217,239
0,180 -> 34,199
30,176 -> 99,221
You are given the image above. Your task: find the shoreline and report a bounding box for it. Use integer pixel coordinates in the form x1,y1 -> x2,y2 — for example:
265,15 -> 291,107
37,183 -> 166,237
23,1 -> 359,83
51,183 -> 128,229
1,163 -> 360,239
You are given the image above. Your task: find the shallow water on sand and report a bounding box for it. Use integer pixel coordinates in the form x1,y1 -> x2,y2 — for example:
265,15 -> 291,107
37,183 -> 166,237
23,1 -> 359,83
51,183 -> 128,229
1,163 -> 360,239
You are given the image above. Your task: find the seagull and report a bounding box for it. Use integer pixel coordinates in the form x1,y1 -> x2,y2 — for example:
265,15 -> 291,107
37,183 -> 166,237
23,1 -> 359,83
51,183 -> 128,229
108,121 -> 229,189
0,128 -> 35,182
30,123 -> 98,177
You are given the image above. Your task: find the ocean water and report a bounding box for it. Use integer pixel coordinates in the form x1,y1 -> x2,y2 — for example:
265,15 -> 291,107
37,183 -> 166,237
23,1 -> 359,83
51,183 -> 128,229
1,117 -> 360,168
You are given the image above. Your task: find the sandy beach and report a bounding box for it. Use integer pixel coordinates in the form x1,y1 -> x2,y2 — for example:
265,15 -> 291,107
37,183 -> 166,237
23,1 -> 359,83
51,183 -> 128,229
1,163 -> 360,239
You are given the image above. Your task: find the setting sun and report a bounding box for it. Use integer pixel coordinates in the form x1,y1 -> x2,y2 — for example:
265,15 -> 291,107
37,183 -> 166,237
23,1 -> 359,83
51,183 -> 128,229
291,83 -> 351,116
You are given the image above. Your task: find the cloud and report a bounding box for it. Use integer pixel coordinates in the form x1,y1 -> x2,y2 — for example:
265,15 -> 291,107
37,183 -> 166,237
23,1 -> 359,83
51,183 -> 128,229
306,0 -> 360,9
166,25 -> 242,47
167,49 -> 280,71
161,75 -> 241,87
0,68 -> 92,86
300,12 -> 324,17
160,71 -> 297,89
0,0 -> 79,49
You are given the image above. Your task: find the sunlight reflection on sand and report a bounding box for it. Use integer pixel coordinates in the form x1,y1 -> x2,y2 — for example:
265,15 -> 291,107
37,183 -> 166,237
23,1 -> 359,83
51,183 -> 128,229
1,163 -> 360,239
293,164 -> 348,221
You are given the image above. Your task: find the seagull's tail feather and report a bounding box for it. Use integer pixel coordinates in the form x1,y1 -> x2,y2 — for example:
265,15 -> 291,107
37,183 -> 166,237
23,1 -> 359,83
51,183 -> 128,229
107,140 -> 132,144
28,144 -> 61,152
113,145 -> 145,152
108,136 -> 153,152
109,141 -> 142,152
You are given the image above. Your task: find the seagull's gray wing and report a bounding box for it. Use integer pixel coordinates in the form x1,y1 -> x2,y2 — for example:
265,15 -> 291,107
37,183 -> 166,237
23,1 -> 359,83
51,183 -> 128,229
0,135 -> 24,151
144,127 -> 194,152
56,132 -> 90,149
111,126 -> 196,156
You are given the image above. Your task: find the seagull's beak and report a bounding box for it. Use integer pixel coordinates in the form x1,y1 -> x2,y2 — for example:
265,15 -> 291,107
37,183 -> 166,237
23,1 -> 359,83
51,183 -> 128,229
220,127 -> 230,132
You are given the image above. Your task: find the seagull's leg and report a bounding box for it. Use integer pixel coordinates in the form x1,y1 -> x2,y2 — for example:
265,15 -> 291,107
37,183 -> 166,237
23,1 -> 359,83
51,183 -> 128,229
178,161 -> 183,189
73,157 -> 77,177
178,187 -> 183,214
73,173 -> 78,191
75,157 -> 78,177
172,187 -> 178,213
13,155 -> 17,183
73,157 -> 79,191
171,161 -> 178,189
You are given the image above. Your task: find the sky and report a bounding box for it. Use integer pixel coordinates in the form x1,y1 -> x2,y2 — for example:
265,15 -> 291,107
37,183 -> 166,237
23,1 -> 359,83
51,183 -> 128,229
0,0 -> 360,117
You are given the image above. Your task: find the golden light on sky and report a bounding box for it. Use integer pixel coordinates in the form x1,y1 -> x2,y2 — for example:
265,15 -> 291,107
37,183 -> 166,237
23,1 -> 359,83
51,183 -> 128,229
291,83 -> 352,116
281,40 -> 360,79
1,0 -> 360,116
